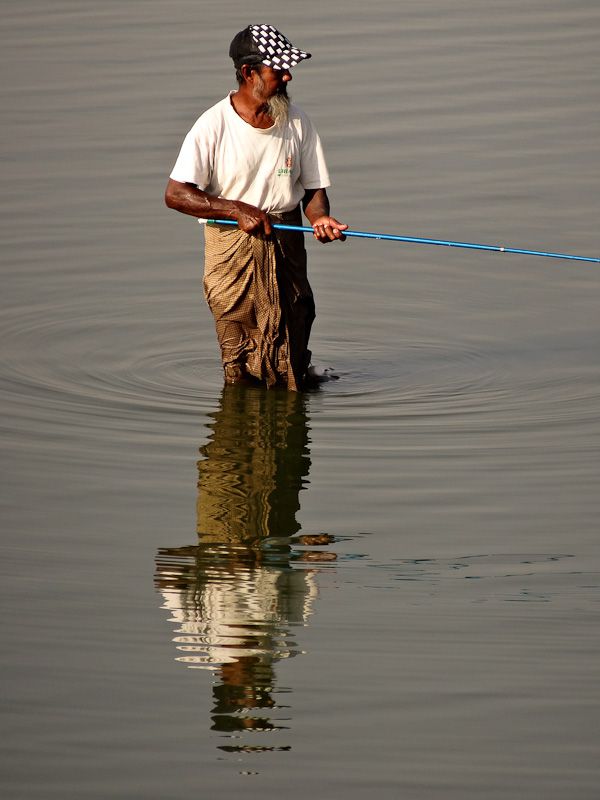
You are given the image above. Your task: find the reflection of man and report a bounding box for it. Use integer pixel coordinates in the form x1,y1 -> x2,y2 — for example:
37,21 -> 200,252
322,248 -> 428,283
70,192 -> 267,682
155,386 -> 334,750
165,24 -> 347,389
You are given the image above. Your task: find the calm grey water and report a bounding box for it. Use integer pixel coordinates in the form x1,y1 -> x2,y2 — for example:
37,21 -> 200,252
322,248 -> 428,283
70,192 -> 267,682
2,1 -> 599,798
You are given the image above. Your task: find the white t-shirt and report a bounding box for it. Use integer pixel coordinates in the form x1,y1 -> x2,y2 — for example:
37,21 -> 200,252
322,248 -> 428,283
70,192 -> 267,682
169,92 -> 330,216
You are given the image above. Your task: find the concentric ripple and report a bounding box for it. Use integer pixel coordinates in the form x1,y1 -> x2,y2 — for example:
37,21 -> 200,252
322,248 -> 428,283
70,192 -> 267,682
314,332 -> 600,429
2,282 -> 599,466
0,289 -> 223,443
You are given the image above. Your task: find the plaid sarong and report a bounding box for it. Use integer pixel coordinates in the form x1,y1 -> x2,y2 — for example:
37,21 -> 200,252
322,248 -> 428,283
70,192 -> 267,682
203,207 -> 315,391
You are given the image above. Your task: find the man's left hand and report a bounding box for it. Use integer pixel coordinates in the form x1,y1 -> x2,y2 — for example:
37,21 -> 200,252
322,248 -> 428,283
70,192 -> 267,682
311,216 -> 348,243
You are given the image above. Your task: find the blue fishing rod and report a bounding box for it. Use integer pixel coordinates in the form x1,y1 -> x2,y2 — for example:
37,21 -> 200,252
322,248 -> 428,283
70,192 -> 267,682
208,220 -> 600,264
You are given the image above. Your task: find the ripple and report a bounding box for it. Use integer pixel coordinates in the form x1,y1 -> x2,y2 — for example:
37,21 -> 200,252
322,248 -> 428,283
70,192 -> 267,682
312,333 -> 600,435
363,552 -> 600,606
2,289 -> 599,457
0,294 -> 224,439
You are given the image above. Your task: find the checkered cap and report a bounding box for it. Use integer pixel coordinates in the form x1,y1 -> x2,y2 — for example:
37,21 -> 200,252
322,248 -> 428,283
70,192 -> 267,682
230,24 -> 311,70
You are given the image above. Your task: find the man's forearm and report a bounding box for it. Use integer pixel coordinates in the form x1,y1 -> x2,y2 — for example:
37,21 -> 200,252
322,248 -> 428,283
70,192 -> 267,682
164,179 -> 273,235
164,179 -> 240,220
302,187 -> 347,242
302,188 -> 330,224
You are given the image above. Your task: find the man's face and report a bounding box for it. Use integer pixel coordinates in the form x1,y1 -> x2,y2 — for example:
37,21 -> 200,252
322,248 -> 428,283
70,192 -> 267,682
251,65 -> 292,125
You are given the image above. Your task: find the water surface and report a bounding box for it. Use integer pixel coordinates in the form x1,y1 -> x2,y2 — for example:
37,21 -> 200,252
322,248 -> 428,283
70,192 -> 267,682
2,1 -> 599,798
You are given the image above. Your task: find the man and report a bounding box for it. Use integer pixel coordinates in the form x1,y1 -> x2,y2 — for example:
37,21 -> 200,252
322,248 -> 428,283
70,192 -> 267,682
165,24 -> 347,391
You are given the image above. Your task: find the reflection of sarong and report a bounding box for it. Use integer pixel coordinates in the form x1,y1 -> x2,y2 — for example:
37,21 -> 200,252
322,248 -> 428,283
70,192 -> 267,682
204,207 -> 315,391
197,386 -> 311,544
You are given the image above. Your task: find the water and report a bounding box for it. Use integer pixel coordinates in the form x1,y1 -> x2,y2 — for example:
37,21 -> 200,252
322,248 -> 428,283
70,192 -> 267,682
2,1 -> 599,797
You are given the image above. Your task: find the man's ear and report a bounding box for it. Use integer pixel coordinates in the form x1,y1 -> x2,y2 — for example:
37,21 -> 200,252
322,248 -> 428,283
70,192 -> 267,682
240,64 -> 255,84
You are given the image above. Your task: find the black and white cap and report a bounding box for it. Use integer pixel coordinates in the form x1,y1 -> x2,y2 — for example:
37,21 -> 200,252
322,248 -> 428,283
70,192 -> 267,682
229,24 -> 311,71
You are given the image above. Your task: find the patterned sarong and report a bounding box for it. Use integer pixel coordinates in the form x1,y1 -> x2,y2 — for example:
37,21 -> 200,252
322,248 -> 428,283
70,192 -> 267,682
203,207 -> 315,391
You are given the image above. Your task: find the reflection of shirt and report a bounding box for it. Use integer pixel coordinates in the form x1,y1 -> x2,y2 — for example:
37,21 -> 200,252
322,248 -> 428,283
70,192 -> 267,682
160,566 -> 317,669
169,92 -> 330,215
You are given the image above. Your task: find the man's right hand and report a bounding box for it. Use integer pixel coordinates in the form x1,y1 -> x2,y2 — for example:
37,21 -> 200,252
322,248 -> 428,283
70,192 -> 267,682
233,201 -> 272,236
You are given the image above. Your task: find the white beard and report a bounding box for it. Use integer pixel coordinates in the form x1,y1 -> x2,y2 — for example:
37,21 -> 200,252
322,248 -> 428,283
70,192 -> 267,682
266,92 -> 290,126
253,75 -> 290,126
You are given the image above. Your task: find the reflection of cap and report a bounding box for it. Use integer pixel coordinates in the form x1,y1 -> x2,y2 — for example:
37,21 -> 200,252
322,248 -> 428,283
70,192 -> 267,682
229,24 -> 311,70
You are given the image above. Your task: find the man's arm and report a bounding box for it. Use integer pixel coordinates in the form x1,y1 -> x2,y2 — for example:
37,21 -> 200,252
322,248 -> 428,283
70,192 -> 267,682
164,179 -> 272,235
302,188 -> 347,243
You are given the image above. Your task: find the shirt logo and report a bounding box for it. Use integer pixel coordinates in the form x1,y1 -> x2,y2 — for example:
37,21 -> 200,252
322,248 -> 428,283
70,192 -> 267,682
277,156 -> 294,177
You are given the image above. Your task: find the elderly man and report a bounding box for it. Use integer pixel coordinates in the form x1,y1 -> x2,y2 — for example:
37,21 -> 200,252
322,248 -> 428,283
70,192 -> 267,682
165,24 -> 347,391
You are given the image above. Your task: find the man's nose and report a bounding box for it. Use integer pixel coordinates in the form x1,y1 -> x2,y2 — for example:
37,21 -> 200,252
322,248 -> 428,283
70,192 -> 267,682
282,70 -> 292,82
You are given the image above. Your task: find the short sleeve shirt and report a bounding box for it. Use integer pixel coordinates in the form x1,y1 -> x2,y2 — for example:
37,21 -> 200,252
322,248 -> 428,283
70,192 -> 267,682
169,92 -> 330,215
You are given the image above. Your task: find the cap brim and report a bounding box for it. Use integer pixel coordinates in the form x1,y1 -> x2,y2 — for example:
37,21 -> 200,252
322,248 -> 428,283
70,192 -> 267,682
261,50 -> 311,70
